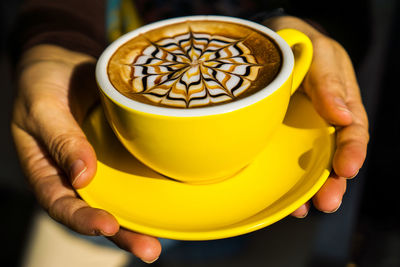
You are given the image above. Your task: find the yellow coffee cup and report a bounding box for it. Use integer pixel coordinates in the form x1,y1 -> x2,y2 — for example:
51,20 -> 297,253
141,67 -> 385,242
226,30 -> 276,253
96,15 -> 313,184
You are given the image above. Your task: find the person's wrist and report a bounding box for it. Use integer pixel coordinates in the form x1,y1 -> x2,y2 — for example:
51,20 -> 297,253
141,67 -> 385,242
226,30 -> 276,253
18,45 -> 94,72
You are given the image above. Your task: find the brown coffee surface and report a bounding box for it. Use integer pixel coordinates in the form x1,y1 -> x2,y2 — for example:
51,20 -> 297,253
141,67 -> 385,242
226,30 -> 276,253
107,20 -> 282,108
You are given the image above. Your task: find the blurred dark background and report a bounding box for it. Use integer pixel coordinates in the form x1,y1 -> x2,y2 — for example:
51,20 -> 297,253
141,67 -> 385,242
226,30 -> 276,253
1,0 -> 37,266
1,0 -> 399,266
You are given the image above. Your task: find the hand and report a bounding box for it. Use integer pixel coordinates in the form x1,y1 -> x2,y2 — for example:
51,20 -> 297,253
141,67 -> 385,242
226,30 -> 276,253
264,16 -> 369,217
11,45 -> 161,263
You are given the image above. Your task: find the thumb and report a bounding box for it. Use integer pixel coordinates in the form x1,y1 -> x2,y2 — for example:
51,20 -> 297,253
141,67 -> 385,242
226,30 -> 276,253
16,46 -> 100,189
30,101 -> 97,189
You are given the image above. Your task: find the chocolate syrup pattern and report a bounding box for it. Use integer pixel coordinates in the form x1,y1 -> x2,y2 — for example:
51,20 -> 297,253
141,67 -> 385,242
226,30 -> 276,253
129,30 -> 261,107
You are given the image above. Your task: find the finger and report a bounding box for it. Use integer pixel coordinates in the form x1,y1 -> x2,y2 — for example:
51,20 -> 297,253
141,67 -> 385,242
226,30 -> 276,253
109,229 -> 162,264
332,81 -> 369,178
50,196 -> 120,236
302,38 -> 353,126
312,174 -> 346,213
333,122 -> 368,178
291,201 -> 311,218
12,124 -> 119,236
302,38 -> 369,178
26,98 -> 97,188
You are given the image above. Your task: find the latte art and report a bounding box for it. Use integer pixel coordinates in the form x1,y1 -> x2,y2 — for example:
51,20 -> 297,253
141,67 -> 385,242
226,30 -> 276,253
131,32 -> 261,107
108,20 -> 282,108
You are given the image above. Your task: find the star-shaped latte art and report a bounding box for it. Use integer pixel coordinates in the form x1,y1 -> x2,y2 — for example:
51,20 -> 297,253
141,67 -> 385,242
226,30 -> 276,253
130,30 -> 261,107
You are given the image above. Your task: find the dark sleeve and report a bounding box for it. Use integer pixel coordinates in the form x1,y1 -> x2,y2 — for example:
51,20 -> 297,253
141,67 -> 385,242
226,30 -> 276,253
12,0 -> 107,61
284,1 -> 371,68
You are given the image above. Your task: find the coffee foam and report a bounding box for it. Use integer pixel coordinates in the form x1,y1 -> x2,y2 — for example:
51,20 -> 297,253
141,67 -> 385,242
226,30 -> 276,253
108,20 -> 281,108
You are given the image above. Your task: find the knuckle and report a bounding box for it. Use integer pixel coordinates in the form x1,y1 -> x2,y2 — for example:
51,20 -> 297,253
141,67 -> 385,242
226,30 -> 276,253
307,72 -> 347,103
49,196 -> 88,232
314,35 -> 344,52
26,101 -> 46,124
30,172 -> 69,214
321,73 -> 345,90
337,123 -> 370,148
352,121 -> 370,145
28,98 -> 64,122
313,34 -> 331,46
32,176 -> 59,211
47,132 -> 84,167
48,196 -> 71,223
318,73 -> 348,100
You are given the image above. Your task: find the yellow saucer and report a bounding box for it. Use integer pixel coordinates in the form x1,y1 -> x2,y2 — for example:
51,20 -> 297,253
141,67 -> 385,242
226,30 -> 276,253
77,92 -> 335,240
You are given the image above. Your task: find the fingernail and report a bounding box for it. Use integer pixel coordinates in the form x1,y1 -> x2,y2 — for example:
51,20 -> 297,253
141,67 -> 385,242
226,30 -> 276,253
324,200 -> 342,214
143,257 -> 159,264
334,97 -> 350,113
296,210 -> 309,219
70,159 -> 87,186
347,170 -> 359,179
93,228 -> 114,237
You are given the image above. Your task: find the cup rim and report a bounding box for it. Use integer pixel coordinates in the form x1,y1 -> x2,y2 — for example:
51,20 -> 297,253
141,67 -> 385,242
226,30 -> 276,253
96,15 -> 294,117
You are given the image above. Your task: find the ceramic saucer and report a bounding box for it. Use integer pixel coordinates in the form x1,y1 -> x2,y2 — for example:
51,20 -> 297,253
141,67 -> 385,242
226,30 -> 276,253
77,92 -> 335,240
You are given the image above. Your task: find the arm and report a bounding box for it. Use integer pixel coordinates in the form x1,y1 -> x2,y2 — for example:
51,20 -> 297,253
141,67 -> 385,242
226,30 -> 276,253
12,0 -> 107,60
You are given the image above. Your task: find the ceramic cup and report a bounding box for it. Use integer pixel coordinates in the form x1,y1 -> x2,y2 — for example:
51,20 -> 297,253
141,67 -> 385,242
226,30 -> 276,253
96,15 -> 313,184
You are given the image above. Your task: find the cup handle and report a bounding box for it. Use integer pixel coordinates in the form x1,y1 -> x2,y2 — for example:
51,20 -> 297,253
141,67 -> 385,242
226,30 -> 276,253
276,29 -> 313,95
